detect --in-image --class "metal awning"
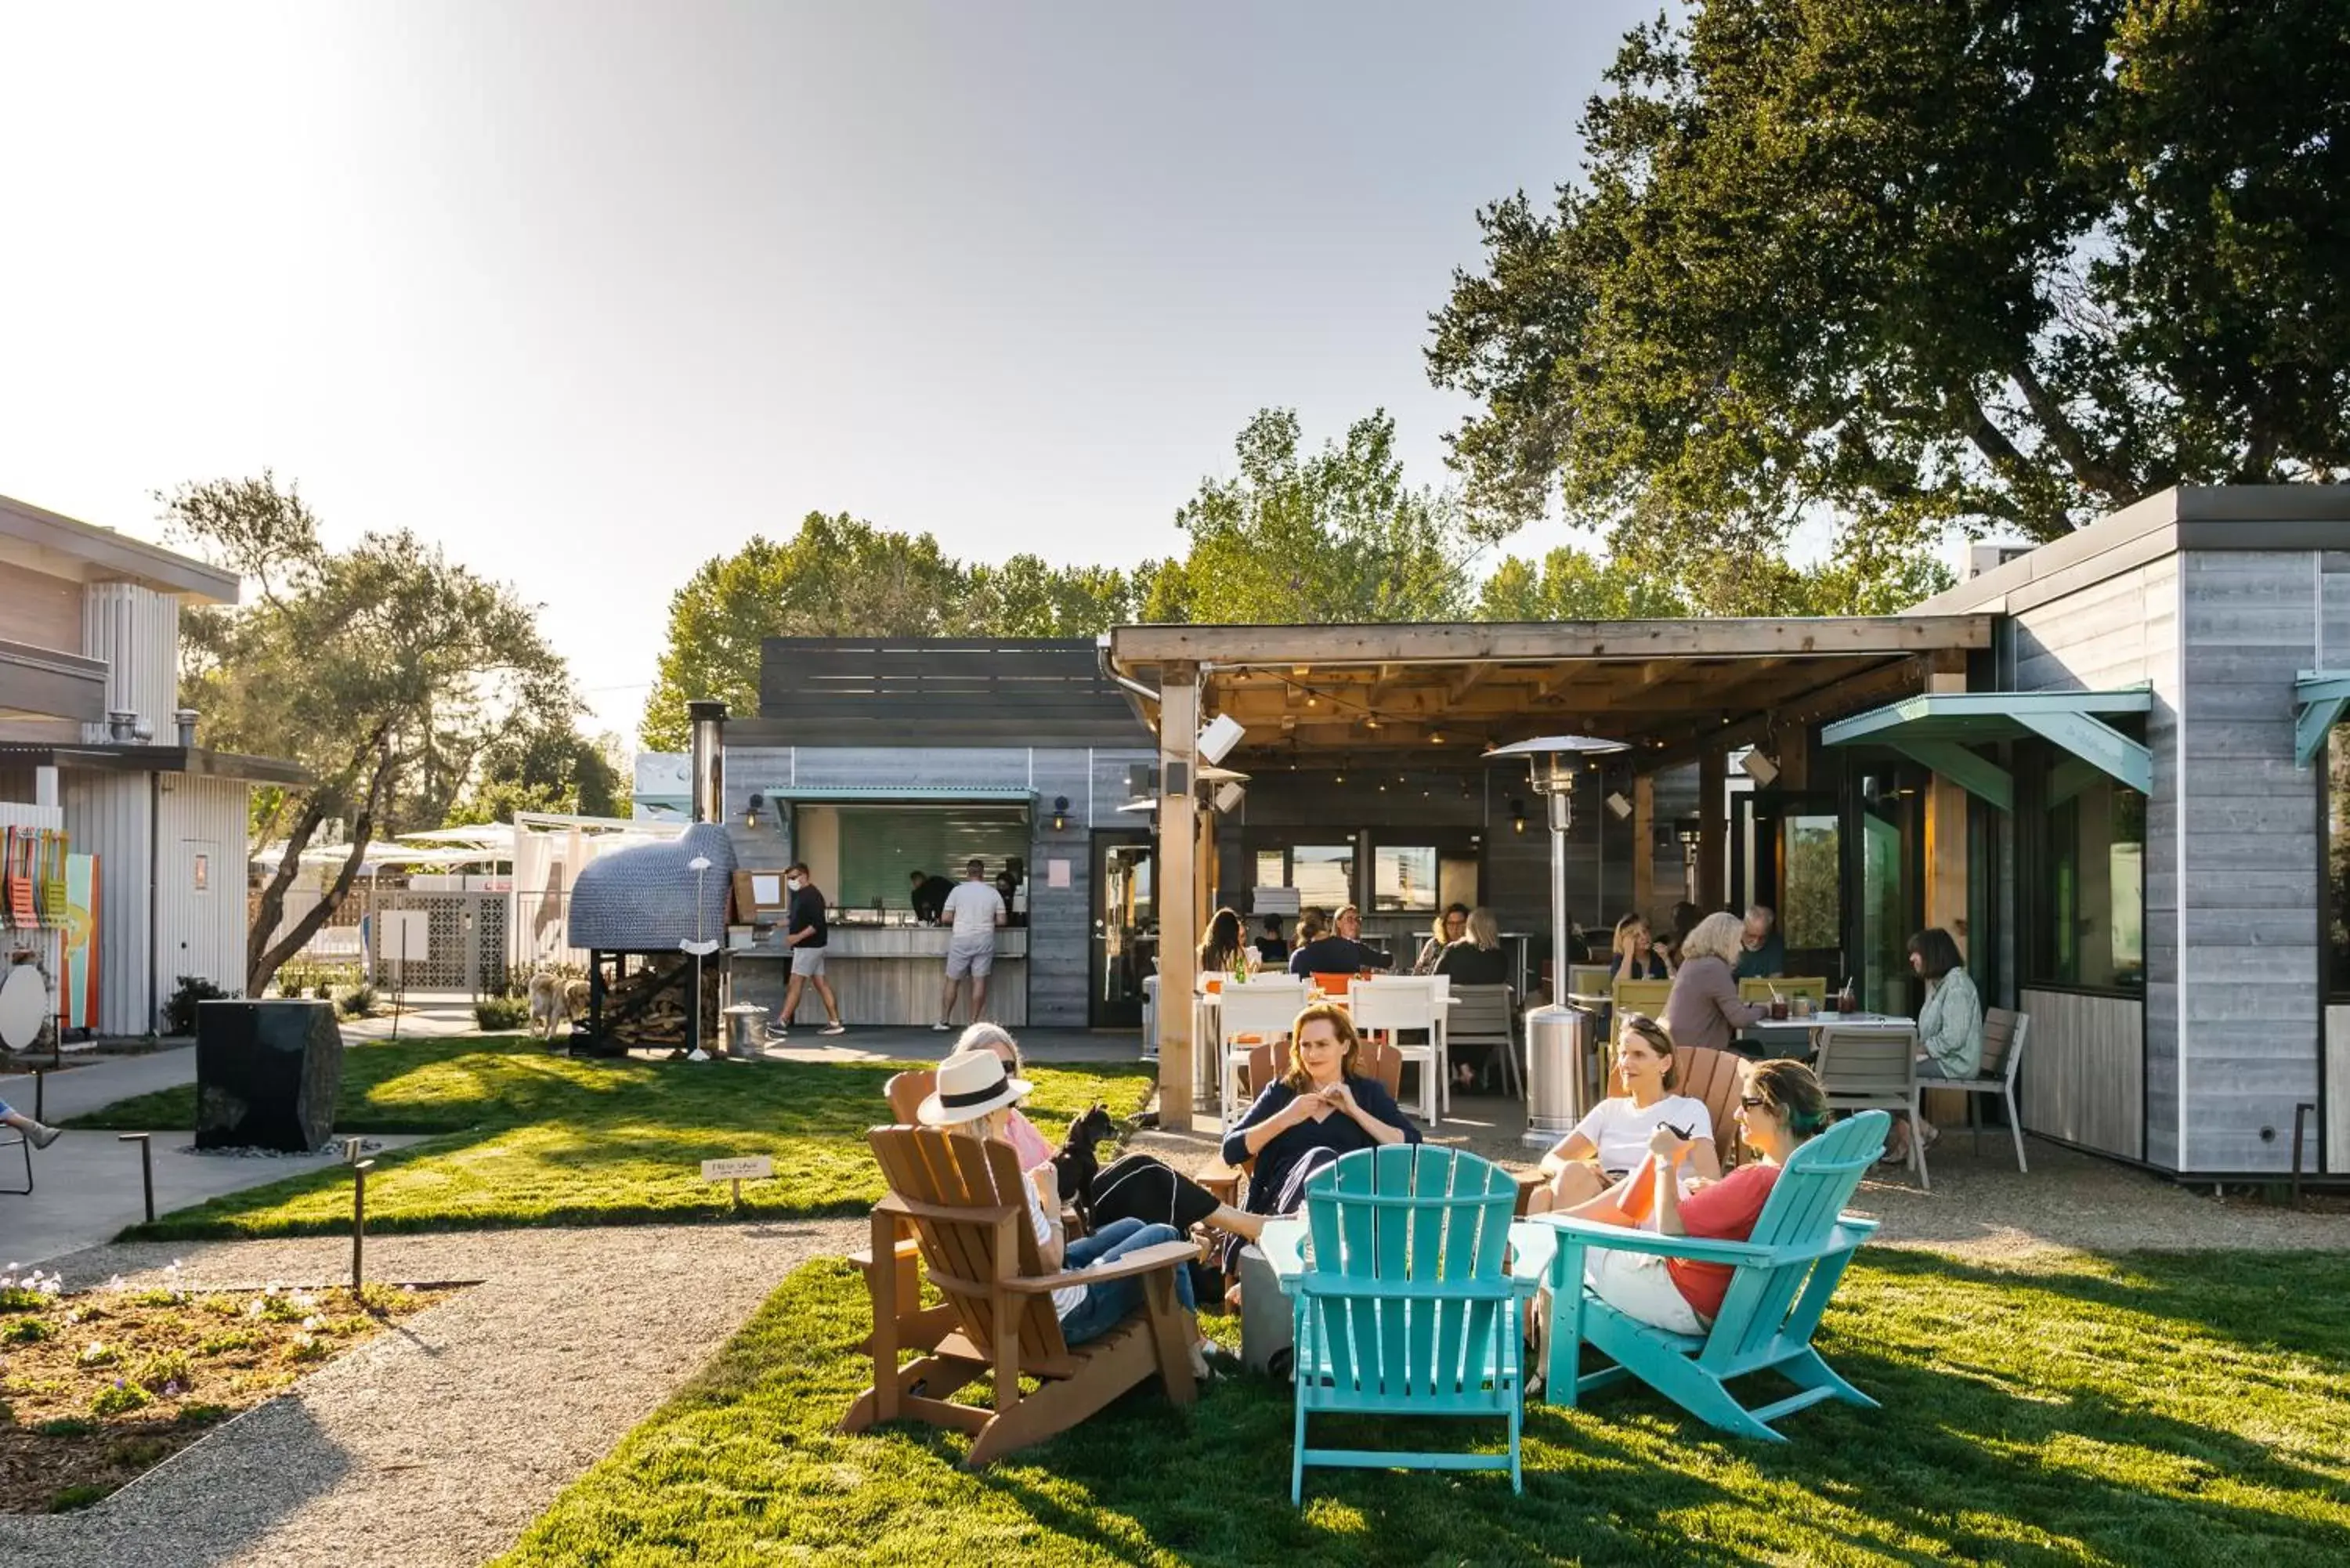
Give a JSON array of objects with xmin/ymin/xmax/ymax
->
[
  {"xmin": 1820, "ymin": 690, "xmax": 2153, "ymax": 810},
  {"xmin": 760, "ymin": 786, "xmax": 1035, "ymax": 806},
  {"xmin": 2295, "ymin": 671, "xmax": 2350, "ymax": 767}
]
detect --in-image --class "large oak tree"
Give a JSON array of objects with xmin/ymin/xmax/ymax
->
[{"xmin": 1428, "ymin": 0, "xmax": 2350, "ymax": 570}]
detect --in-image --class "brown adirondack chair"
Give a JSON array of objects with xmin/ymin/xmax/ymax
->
[
  {"xmin": 843, "ymin": 1125, "xmax": 1198, "ymax": 1466},
  {"xmin": 1198, "ymin": 1035, "xmax": 1406, "ymax": 1208},
  {"xmin": 884, "ymin": 1069, "xmax": 935, "ymax": 1126},
  {"xmin": 1509, "ymin": 1042, "xmax": 1752, "ymax": 1216}
]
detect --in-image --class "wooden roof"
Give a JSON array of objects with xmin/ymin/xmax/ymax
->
[{"xmin": 1106, "ymin": 617, "xmax": 1993, "ymax": 768}]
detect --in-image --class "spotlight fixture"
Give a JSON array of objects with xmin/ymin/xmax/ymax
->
[
  {"xmin": 1509, "ymin": 797, "xmax": 1528, "ymax": 834},
  {"xmin": 1739, "ymin": 751, "xmax": 1781, "ymax": 787},
  {"xmin": 1603, "ymin": 790, "xmax": 1633, "ymax": 822},
  {"xmin": 1050, "ymin": 794, "xmax": 1070, "ymax": 832}
]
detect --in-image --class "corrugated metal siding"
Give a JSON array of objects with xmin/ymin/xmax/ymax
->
[
  {"xmin": 154, "ymin": 774, "xmax": 248, "ymax": 1004},
  {"xmin": 79, "ymin": 582, "xmax": 179, "ymax": 742},
  {"xmin": 63, "ymin": 768, "xmax": 154, "ymax": 1035}
]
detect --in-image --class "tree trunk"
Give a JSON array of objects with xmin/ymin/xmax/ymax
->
[{"xmin": 245, "ymin": 724, "xmax": 390, "ymax": 995}]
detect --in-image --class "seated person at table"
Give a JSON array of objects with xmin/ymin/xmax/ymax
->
[
  {"xmin": 1559, "ymin": 1060, "xmax": 1832, "ymax": 1335},
  {"xmin": 1606, "ymin": 912, "xmax": 1672, "ymax": 983},
  {"xmin": 1525, "ymin": 1013, "xmax": 1718, "ymax": 1212},
  {"xmin": 1412, "ymin": 903, "xmax": 1471, "ymax": 974},
  {"xmin": 1732, "ymin": 904, "xmax": 1785, "ymax": 980},
  {"xmin": 1880, "ymin": 927, "xmax": 1983, "ymax": 1167},
  {"xmin": 1436, "ymin": 906, "xmax": 1511, "ymax": 1089},
  {"xmin": 1197, "ymin": 906, "xmax": 1247, "ymax": 975},
  {"xmin": 1222, "ymin": 1003, "xmax": 1420, "ymax": 1237},
  {"xmin": 1253, "ymin": 914, "xmax": 1289, "ymax": 965},
  {"xmin": 1286, "ymin": 904, "xmax": 1396, "ymax": 977},
  {"xmin": 1661, "ymin": 912, "xmax": 1770, "ymax": 1052},
  {"xmin": 920, "ymin": 1049, "xmax": 1213, "ymax": 1376}
]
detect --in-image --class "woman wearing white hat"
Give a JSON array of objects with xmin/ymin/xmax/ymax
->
[{"xmin": 920, "ymin": 1048, "xmax": 1211, "ymax": 1375}]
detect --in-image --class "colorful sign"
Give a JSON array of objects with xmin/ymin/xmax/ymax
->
[{"xmin": 61, "ymin": 852, "xmax": 99, "ymax": 1034}]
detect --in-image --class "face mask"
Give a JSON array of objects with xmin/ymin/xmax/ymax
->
[{"xmin": 786, "ymin": 876, "xmax": 802, "ymax": 891}]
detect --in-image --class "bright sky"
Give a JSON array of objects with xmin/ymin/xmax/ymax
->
[{"xmin": 0, "ymin": 1, "xmax": 1660, "ymax": 745}]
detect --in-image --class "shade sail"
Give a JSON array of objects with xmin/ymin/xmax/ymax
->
[{"xmin": 1820, "ymin": 690, "xmax": 2153, "ymax": 809}]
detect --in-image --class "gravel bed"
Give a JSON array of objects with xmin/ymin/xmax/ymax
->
[{"xmin": 0, "ymin": 1219, "xmax": 863, "ymax": 1568}]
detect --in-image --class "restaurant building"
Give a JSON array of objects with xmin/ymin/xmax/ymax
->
[{"xmin": 717, "ymin": 486, "xmax": 2349, "ymax": 1184}]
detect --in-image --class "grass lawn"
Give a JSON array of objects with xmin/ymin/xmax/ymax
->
[
  {"xmin": 70, "ymin": 1035, "xmax": 1152, "ymax": 1241},
  {"xmin": 494, "ymin": 1248, "xmax": 2350, "ymax": 1568}
]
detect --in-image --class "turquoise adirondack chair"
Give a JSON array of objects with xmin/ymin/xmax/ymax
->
[
  {"xmin": 1260, "ymin": 1144, "xmax": 1555, "ymax": 1503},
  {"xmin": 1536, "ymin": 1109, "xmax": 1890, "ymax": 1442}
]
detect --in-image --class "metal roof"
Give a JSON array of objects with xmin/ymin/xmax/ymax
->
[
  {"xmin": 1820, "ymin": 689, "xmax": 2153, "ymax": 807},
  {"xmin": 758, "ymin": 786, "xmax": 1035, "ymax": 805}
]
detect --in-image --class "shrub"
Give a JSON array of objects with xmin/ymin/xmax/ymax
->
[
  {"xmin": 474, "ymin": 995, "xmax": 532, "ymax": 1031},
  {"xmin": 197, "ymin": 1330, "xmax": 259, "ymax": 1356},
  {"xmin": 48, "ymin": 1483, "xmax": 115, "ymax": 1513},
  {"xmin": 2, "ymin": 1317, "xmax": 51, "ymax": 1344},
  {"xmin": 77, "ymin": 1342, "xmax": 118, "ymax": 1368},
  {"xmin": 89, "ymin": 1382, "xmax": 150, "ymax": 1417},
  {"xmin": 131, "ymin": 1349, "xmax": 194, "ymax": 1395},
  {"xmin": 163, "ymin": 975, "xmax": 232, "ymax": 1035},
  {"xmin": 177, "ymin": 1403, "xmax": 231, "ymax": 1428},
  {"xmin": 34, "ymin": 1417, "xmax": 96, "ymax": 1438},
  {"xmin": 338, "ymin": 985, "xmax": 377, "ymax": 1017}
]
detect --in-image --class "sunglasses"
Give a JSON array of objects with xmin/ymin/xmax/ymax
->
[{"xmin": 1738, "ymin": 1095, "xmax": 1770, "ymax": 1111}]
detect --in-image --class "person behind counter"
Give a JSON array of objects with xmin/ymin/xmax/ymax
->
[
  {"xmin": 908, "ymin": 869, "xmax": 955, "ymax": 925},
  {"xmin": 1285, "ymin": 904, "xmax": 1395, "ymax": 977},
  {"xmin": 934, "ymin": 858, "xmax": 1007, "ymax": 1031},
  {"xmin": 995, "ymin": 865, "xmax": 1026, "ymax": 928},
  {"xmin": 777, "ymin": 862, "xmax": 847, "ymax": 1038}
]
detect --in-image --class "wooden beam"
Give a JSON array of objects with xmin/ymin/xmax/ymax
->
[
  {"xmin": 1112, "ymin": 616, "xmax": 1994, "ymax": 670},
  {"xmin": 1921, "ymin": 663, "xmax": 1969, "ymax": 1129},
  {"xmin": 1446, "ymin": 664, "xmax": 1492, "ymax": 703},
  {"xmin": 1697, "ymin": 747, "xmax": 1726, "ymax": 909},
  {"xmin": 1638, "ymin": 656, "xmax": 1927, "ymax": 772},
  {"xmin": 1156, "ymin": 667, "xmax": 1199, "ymax": 1133},
  {"xmin": 1632, "ymin": 774, "xmax": 1655, "ymax": 923}
]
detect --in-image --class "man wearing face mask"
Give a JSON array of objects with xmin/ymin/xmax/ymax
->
[{"xmin": 779, "ymin": 862, "xmax": 846, "ymax": 1038}]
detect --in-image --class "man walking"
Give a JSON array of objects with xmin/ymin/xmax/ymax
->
[
  {"xmin": 935, "ymin": 857, "xmax": 1005, "ymax": 1031},
  {"xmin": 779, "ymin": 862, "xmax": 846, "ymax": 1038}
]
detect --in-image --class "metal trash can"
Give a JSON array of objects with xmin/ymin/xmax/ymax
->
[
  {"xmin": 1523, "ymin": 1003, "xmax": 1601, "ymax": 1151},
  {"xmin": 721, "ymin": 1004, "xmax": 770, "ymax": 1060},
  {"xmin": 1236, "ymin": 1244, "xmax": 1294, "ymax": 1376}
]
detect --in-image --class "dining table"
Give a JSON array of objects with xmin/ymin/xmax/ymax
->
[{"xmin": 1741, "ymin": 1010, "xmax": 1917, "ymax": 1060}]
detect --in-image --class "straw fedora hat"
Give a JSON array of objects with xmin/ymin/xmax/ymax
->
[{"xmin": 917, "ymin": 1048, "xmax": 1032, "ymax": 1126}]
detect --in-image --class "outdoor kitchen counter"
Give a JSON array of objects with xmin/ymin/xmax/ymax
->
[{"xmin": 729, "ymin": 927, "xmax": 1029, "ymax": 1027}]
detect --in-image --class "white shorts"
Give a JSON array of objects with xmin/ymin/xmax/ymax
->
[
  {"xmin": 945, "ymin": 935, "xmax": 995, "ymax": 981},
  {"xmin": 789, "ymin": 948, "xmax": 827, "ymax": 977},
  {"xmin": 1583, "ymin": 1248, "xmax": 1705, "ymax": 1336}
]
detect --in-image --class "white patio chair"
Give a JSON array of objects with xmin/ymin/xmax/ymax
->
[
  {"xmin": 1350, "ymin": 976, "xmax": 1444, "ymax": 1125},
  {"xmin": 1814, "ymin": 1024, "xmax": 1927, "ymax": 1189},
  {"xmin": 1943, "ymin": 1007, "xmax": 2032, "ymax": 1172},
  {"xmin": 1217, "ymin": 981, "xmax": 1309, "ymax": 1128}
]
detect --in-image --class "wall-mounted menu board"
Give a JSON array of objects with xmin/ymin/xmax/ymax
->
[{"xmin": 733, "ymin": 869, "xmax": 790, "ymax": 923}]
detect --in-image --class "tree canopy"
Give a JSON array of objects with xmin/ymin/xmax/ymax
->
[
  {"xmin": 639, "ymin": 513, "xmax": 1148, "ymax": 749},
  {"xmin": 1428, "ymin": 0, "xmax": 2350, "ymax": 569},
  {"xmin": 166, "ymin": 474, "xmax": 580, "ymax": 992}
]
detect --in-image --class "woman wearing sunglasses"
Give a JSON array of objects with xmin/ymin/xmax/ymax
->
[{"xmin": 1551, "ymin": 1059, "xmax": 1832, "ymax": 1335}]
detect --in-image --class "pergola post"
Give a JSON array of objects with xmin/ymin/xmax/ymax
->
[
  {"xmin": 1156, "ymin": 665, "xmax": 1200, "ymax": 1133},
  {"xmin": 1923, "ymin": 661, "xmax": 1970, "ymax": 948},
  {"xmin": 1631, "ymin": 774, "xmax": 1655, "ymax": 924},
  {"xmin": 1775, "ymin": 725, "xmax": 1811, "ymax": 792},
  {"xmin": 1697, "ymin": 746, "xmax": 1726, "ymax": 909}
]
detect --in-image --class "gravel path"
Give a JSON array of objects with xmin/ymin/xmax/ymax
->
[{"xmin": 0, "ymin": 1219, "xmax": 862, "ymax": 1568}]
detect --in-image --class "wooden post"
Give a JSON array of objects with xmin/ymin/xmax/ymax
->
[
  {"xmin": 1697, "ymin": 747, "xmax": 1726, "ymax": 909},
  {"xmin": 1922, "ymin": 659, "xmax": 1969, "ymax": 1126},
  {"xmin": 1157, "ymin": 666, "xmax": 1200, "ymax": 1133},
  {"xmin": 1631, "ymin": 775, "xmax": 1655, "ymax": 923},
  {"xmin": 1776, "ymin": 725, "xmax": 1812, "ymax": 793}
]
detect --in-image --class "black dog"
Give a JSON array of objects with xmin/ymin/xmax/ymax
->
[{"xmin": 1052, "ymin": 1103, "xmax": 1119, "ymax": 1230}]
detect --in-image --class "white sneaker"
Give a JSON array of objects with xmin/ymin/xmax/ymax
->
[
  {"xmin": 931, "ymin": 1021, "xmax": 951, "ymax": 1032},
  {"xmin": 819, "ymin": 1023, "xmax": 846, "ymax": 1036},
  {"xmin": 30, "ymin": 1123, "xmax": 61, "ymax": 1150}
]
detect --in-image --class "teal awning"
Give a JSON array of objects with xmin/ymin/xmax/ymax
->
[
  {"xmin": 761, "ymin": 786, "xmax": 1034, "ymax": 806},
  {"xmin": 2296, "ymin": 671, "xmax": 2350, "ymax": 768},
  {"xmin": 1820, "ymin": 690, "xmax": 2153, "ymax": 810}
]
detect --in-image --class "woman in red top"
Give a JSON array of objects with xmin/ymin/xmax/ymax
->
[{"xmin": 1563, "ymin": 1060, "xmax": 1832, "ymax": 1334}]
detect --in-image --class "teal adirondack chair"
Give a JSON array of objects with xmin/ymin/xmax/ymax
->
[
  {"xmin": 1536, "ymin": 1109, "xmax": 1889, "ymax": 1442},
  {"xmin": 1260, "ymin": 1144, "xmax": 1556, "ymax": 1503}
]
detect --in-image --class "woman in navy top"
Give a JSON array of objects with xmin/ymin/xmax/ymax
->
[{"xmin": 1222, "ymin": 1002, "xmax": 1420, "ymax": 1217}]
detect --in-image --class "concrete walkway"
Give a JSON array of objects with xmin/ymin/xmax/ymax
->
[{"xmin": 763, "ymin": 1024, "xmax": 1148, "ymax": 1065}]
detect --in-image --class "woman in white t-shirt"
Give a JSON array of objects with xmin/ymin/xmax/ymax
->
[{"xmin": 1524, "ymin": 1013, "xmax": 1719, "ymax": 1214}]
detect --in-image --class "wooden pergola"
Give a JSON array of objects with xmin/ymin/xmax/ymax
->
[{"xmin": 1104, "ymin": 616, "xmax": 1994, "ymax": 1129}]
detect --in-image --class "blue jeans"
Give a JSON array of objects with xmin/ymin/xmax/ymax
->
[{"xmin": 1055, "ymin": 1216, "xmax": 1195, "ymax": 1346}]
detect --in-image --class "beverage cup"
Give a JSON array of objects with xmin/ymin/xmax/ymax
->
[{"xmin": 1769, "ymin": 999, "xmax": 1788, "ymax": 1021}]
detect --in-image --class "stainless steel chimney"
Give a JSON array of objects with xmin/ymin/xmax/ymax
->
[
  {"xmin": 107, "ymin": 710, "xmax": 137, "ymax": 742},
  {"xmin": 175, "ymin": 708, "xmax": 200, "ymax": 747},
  {"xmin": 687, "ymin": 700, "xmax": 727, "ymax": 825}
]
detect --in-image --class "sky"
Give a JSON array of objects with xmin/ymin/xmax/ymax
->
[{"xmin": 0, "ymin": 0, "xmax": 1664, "ymax": 746}]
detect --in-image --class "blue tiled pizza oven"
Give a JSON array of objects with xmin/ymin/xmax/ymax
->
[{"xmin": 568, "ymin": 822, "xmax": 737, "ymax": 951}]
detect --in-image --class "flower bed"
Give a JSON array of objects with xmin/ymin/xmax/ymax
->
[{"xmin": 0, "ymin": 1263, "xmax": 458, "ymax": 1514}]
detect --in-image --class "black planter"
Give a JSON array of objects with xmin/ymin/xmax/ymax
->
[{"xmin": 193, "ymin": 999, "xmax": 342, "ymax": 1152}]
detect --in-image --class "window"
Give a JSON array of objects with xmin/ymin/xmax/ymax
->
[
  {"xmin": 1372, "ymin": 846, "xmax": 1438, "ymax": 912},
  {"xmin": 191, "ymin": 853, "xmax": 210, "ymax": 894},
  {"xmin": 830, "ymin": 805, "xmax": 1030, "ymax": 912},
  {"xmin": 1780, "ymin": 815, "xmax": 1839, "ymax": 950},
  {"xmin": 1253, "ymin": 850, "xmax": 1286, "ymax": 889},
  {"xmin": 1291, "ymin": 844, "xmax": 1353, "ymax": 909},
  {"xmin": 2033, "ymin": 759, "xmax": 2146, "ymax": 991}
]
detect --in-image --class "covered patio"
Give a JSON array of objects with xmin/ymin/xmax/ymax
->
[{"xmin": 1104, "ymin": 616, "xmax": 1995, "ymax": 1129}]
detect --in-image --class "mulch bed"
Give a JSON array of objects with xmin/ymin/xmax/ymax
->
[{"xmin": 0, "ymin": 1271, "xmax": 458, "ymax": 1514}]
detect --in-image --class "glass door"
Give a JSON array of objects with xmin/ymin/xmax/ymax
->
[
  {"xmin": 1090, "ymin": 830, "xmax": 1155, "ymax": 1028},
  {"xmin": 1734, "ymin": 791, "xmax": 1845, "ymax": 982},
  {"xmin": 1851, "ymin": 763, "xmax": 1925, "ymax": 1015}
]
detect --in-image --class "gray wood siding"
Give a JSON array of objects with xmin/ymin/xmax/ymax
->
[
  {"xmin": 2175, "ymin": 551, "xmax": 2323, "ymax": 1173},
  {"xmin": 2005, "ymin": 554, "xmax": 2178, "ymax": 1165},
  {"xmin": 2329, "ymin": 1003, "xmax": 2350, "ymax": 1175},
  {"xmin": 2019, "ymin": 988, "xmax": 2146, "ymax": 1159}
]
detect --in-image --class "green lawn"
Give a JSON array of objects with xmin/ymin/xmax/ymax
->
[
  {"xmin": 73, "ymin": 1035, "xmax": 1152, "ymax": 1241},
  {"xmin": 494, "ymin": 1248, "xmax": 2350, "ymax": 1568}
]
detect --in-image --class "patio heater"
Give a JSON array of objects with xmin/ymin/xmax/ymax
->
[{"xmin": 1487, "ymin": 735, "xmax": 1629, "ymax": 1148}]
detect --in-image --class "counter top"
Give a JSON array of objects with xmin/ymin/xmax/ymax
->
[{"xmin": 734, "ymin": 927, "xmax": 1029, "ymax": 959}]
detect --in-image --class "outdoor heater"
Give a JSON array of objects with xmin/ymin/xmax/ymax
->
[{"xmin": 1487, "ymin": 734, "xmax": 1629, "ymax": 1147}]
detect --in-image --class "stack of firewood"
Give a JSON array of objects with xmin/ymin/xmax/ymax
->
[{"xmin": 601, "ymin": 957, "xmax": 725, "ymax": 1050}]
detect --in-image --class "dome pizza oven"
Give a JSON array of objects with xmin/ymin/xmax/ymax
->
[{"xmin": 566, "ymin": 701, "xmax": 737, "ymax": 1055}]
